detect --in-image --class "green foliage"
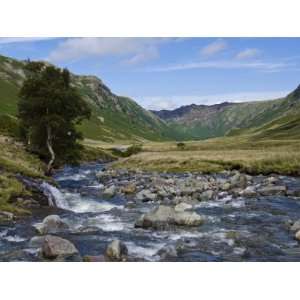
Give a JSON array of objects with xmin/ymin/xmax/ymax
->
[
  {"xmin": 0, "ymin": 114, "xmax": 20, "ymax": 137},
  {"xmin": 176, "ymin": 142, "xmax": 186, "ymax": 150},
  {"xmin": 111, "ymin": 144, "xmax": 143, "ymax": 157},
  {"xmin": 18, "ymin": 62, "xmax": 91, "ymax": 171}
]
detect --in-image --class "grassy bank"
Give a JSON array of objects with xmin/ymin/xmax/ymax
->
[
  {"xmin": 112, "ymin": 136, "xmax": 300, "ymax": 175},
  {"xmin": 0, "ymin": 135, "xmax": 45, "ymax": 215}
]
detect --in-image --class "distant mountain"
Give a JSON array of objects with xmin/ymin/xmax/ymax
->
[
  {"xmin": 152, "ymin": 88, "xmax": 300, "ymax": 140},
  {"xmin": 0, "ymin": 54, "xmax": 174, "ymax": 142}
]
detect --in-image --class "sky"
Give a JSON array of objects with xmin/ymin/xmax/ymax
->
[{"xmin": 1, "ymin": 37, "xmax": 300, "ymax": 110}]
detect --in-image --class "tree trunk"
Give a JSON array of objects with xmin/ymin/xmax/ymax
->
[{"xmin": 46, "ymin": 126, "xmax": 55, "ymax": 175}]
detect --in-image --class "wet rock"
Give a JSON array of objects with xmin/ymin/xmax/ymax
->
[
  {"xmin": 220, "ymin": 182, "xmax": 231, "ymax": 191},
  {"xmin": 135, "ymin": 205, "xmax": 204, "ymax": 229},
  {"xmin": 34, "ymin": 215, "xmax": 69, "ymax": 235},
  {"xmin": 291, "ymin": 220, "xmax": 300, "ymax": 232},
  {"xmin": 136, "ymin": 189, "xmax": 157, "ymax": 202},
  {"xmin": 230, "ymin": 172, "xmax": 247, "ymax": 188},
  {"xmin": 258, "ymin": 185, "xmax": 286, "ymax": 196},
  {"xmin": 42, "ymin": 235, "xmax": 79, "ymax": 260},
  {"xmin": 241, "ymin": 186, "xmax": 257, "ymax": 198},
  {"xmin": 265, "ymin": 176, "xmax": 278, "ymax": 184},
  {"xmin": 121, "ymin": 184, "xmax": 136, "ymax": 194},
  {"xmin": 287, "ymin": 189, "xmax": 300, "ymax": 197},
  {"xmin": 295, "ymin": 230, "xmax": 300, "ymax": 241},
  {"xmin": 103, "ymin": 185, "xmax": 117, "ymax": 198},
  {"xmin": 157, "ymin": 245, "xmax": 178, "ymax": 260},
  {"xmin": 105, "ymin": 239, "xmax": 128, "ymax": 261},
  {"xmin": 29, "ymin": 236, "xmax": 46, "ymax": 248},
  {"xmin": 174, "ymin": 202, "xmax": 193, "ymax": 212},
  {"xmin": 200, "ymin": 190, "xmax": 214, "ymax": 201},
  {"xmin": 0, "ymin": 211, "xmax": 14, "ymax": 223}
]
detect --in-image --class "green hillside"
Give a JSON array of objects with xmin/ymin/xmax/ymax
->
[
  {"xmin": 0, "ymin": 54, "xmax": 173, "ymax": 142},
  {"xmin": 153, "ymin": 89, "xmax": 300, "ymax": 140}
]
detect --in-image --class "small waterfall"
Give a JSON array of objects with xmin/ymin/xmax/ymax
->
[{"xmin": 40, "ymin": 182, "xmax": 69, "ymax": 209}]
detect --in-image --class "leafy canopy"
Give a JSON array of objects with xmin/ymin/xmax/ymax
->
[{"xmin": 18, "ymin": 61, "xmax": 91, "ymax": 170}]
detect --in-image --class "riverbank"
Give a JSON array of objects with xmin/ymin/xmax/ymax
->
[
  {"xmin": 2, "ymin": 162, "xmax": 300, "ymax": 262},
  {"xmin": 0, "ymin": 135, "xmax": 116, "ymax": 219},
  {"xmin": 112, "ymin": 136, "xmax": 300, "ymax": 175}
]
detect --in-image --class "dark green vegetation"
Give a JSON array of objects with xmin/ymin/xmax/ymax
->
[{"xmin": 18, "ymin": 62, "xmax": 91, "ymax": 173}]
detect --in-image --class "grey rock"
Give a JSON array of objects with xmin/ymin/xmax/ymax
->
[
  {"xmin": 291, "ymin": 220, "xmax": 300, "ymax": 232},
  {"xmin": 136, "ymin": 189, "xmax": 157, "ymax": 202},
  {"xmin": 157, "ymin": 245, "xmax": 178, "ymax": 260},
  {"xmin": 103, "ymin": 185, "xmax": 116, "ymax": 198},
  {"xmin": 295, "ymin": 230, "xmax": 300, "ymax": 241},
  {"xmin": 200, "ymin": 190, "xmax": 214, "ymax": 201},
  {"xmin": 241, "ymin": 186, "xmax": 257, "ymax": 198},
  {"xmin": 42, "ymin": 235, "xmax": 79, "ymax": 259},
  {"xmin": 174, "ymin": 202, "xmax": 193, "ymax": 212},
  {"xmin": 105, "ymin": 239, "xmax": 128, "ymax": 261},
  {"xmin": 135, "ymin": 205, "xmax": 204, "ymax": 229},
  {"xmin": 34, "ymin": 215, "xmax": 69, "ymax": 235},
  {"xmin": 258, "ymin": 185, "xmax": 286, "ymax": 196}
]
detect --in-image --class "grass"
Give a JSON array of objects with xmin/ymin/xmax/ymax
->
[
  {"xmin": 0, "ymin": 135, "xmax": 46, "ymax": 215},
  {"xmin": 0, "ymin": 173, "xmax": 32, "ymax": 215},
  {"xmin": 112, "ymin": 136, "xmax": 300, "ymax": 175}
]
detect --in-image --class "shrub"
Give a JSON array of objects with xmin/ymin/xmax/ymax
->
[{"xmin": 176, "ymin": 142, "xmax": 186, "ymax": 150}]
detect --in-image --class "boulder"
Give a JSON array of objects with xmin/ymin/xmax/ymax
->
[
  {"xmin": 42, "ymin": 235, "xmax": 79, "ymax": 259},
  {"xmin": 121, "ymin": 184, "xmax": 136, "ymax": 194},
  {"xmin": 258, "ymin": 185, "xmax": 286, "ymax": 196},
  {"xmin": 135, "ymin": 205, "xmax": 204, "ymax": 229},
  {"xmin": 34, "ymin": 215, "xmax": 69, "ymax": 235},
  {"xmin": 220, "ymin": 182, "xmax": 231, "ymax": 191},
  {"xmin": 105, "ymin": 239, "xmax": 128, "ymax": 261},
  {"xmin": 230, "ymin": 172, "xmax": 247, "ymax": 188},
  {"xmin": 136, "ymin": 189, "xmax": 157, "ymax": 202},
  {"xmin": 103, "ymin": 185, "xmax": 116, "ymax": 198},
  {"xmin": 241, "ymin": 186, "xmax": 257, "ymax": 198},
  {"xmin": 174, "ymin": 202, "xmax": 193, "ymax": 212},
  {"xmin": 157, "ymin": 245, "xmax": 178, "ymax": 260},
  {"xmin": 295, "ymin": 230, "xmax": 300, "ymax": 241},
  {"xmin": 199, "ymin": 190, "xmax": 214, "ymax": 201},
  {"xmin": 291, "ymin": 220, "xmax": 300, "ymax": 232}
]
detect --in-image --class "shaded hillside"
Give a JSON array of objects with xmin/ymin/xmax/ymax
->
[
  {"xmin": 0, "ymin": 54, "xmax": 174, "ymax": 142},
  {"xmin": 152, "ymin": 88, "xmax": 300, "ymax": 140}
]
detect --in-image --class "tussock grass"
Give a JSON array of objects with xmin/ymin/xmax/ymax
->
[{"xmin": 113, "ymin": 137, "xmax": 300, "ymax": 175}]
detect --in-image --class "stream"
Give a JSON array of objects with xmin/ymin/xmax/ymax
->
[{"xmin": 1, "ymin": 162, "xmax": 300, "ymax": 261}]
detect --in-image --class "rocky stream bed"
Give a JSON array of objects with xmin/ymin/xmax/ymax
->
[{"xmin": 1, "ymin": 162, "xmax": 300, "ymax": 261}]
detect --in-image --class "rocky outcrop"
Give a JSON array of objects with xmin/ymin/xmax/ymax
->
[
  {"xmin": 135, "ymin": 205, "xmax": 204, "ymax": 229},
  {"xmin": 41, "ymin": 235, "xmax": 79, "ymax": 260}
]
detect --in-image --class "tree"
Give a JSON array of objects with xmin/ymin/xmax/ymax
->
[{"xmin": 18, "ymin": 62, "xmax": 91, "ymax": 175}]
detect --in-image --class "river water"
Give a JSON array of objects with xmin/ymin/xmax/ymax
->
[{"xmin": 1, "ymin": 162, "xmax": 300, "ymax": 261}]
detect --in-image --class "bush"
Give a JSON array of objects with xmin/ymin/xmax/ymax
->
[
  {"xmin": 176, "ymin": 142, "xmax": 186, "ymax": 150},
  {"xmin": 0, "ymin": 114, "xmax": 20, "ymax": 138},
  {"xmin": 111, "ymin": 144, "xmax": 143, "ymax": 157}
]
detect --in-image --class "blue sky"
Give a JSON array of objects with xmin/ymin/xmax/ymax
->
[{"xmin": 1, "ymin": 37, "xmax": 300, "ymax": 110}]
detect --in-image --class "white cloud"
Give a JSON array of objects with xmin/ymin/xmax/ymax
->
[
  {"xmin": 48, "ymin": 37, "xmax": 170, "ymax": 64},
  {"xmin": 200, "ymin": 39, "xmax": 227, "ymax": 57},
  {"xmin": 0, "ymin": 37, "xmax": 57, "ymax": 44},
  {"xmin": 137, "ymin": 90, "xmax": 289, "ymax": 110},
  {"xmin": 145, "ymin": 60, "xmax": 289, "ymax": 72},
  {"xmin": 236, "ymin": 48, "xmax": 260, "ymax": 59}
]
